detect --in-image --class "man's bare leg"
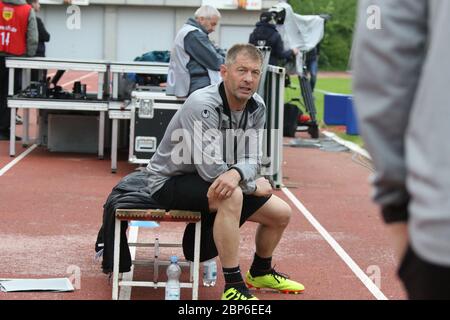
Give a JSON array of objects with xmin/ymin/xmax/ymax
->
[
  {"xmin": 209, "ymin": 187, "xmax": 243, "ymax": 268},
  {"xmin": 247, "ymin": 194, "xmax": 292, "ymax": 258},
  {"xmin": 245, "ymin": 194, "xmax": 304, "ymax": 293}
]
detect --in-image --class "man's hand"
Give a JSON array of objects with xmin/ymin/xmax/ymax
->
[
  {"xmin": 253, "ymin": 177, "xmax": 273, "ymax": 197},
  {"xmin": 207, "ymin": 169, "xmax": 241, "ymax": 200},
  {"xmin": 387, "ymin": 221, "xmax": 409, "ymax": 265},
  {"xmin": 292, "ymin": 47, "xmax": 300, "ymax": 56}
]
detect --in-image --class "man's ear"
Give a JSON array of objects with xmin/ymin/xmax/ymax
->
[
  {"xmin": 197, "ymin": 16, "xmax": 205, "ymax": 26},
  {"xmin": 220, "ymin": 64, "xmax": 227, "ymax": 78}
]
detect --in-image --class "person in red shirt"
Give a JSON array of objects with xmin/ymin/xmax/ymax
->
[{"xmin": 0, "ymin": 0, "xmax": 38, "ymax": 140}]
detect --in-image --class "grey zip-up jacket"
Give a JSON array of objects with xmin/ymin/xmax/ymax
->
[
  {"xmin": 0, "ymin": 0, "xmax": 38, "ymax": 57},
  {"xmin": 353, "ymin": 0, "xmax": 450, "ymax": 266},
  {"xmin": 146, "ymin": 82, "xmax": 266, "ymax": 196}
]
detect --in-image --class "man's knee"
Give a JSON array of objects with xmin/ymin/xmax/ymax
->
[
  {"xmin": 228, "ymin": 186, "xmax": 243, "ymax": 203},
  {"xmin": 222, "ymin": 187, "xmax": 243, "ymax": 213},
  {"xmin": 209, "ymin": 187, "xmax": 243, "ymax": 213},
  {"xmin": 276, "ymin": 200, "xmax": 292, "ymax": 228}
]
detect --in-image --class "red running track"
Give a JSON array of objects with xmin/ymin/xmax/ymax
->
[{"xmin": 0, "ymin": 72, "xmax": 406, "ymax": 300}]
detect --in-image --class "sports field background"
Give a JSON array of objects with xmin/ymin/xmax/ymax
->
[{"xmin": 285, "ymin": 75, "xmax": 363, "ymax": 146}]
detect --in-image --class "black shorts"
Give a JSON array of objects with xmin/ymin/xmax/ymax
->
[
  {"xmin": 152, "ymin": 173, "xmax": 271, "ymax": 262},
  {"xmin": 398, "ymin": 245, "xmax": 450, "ymax": 299}
]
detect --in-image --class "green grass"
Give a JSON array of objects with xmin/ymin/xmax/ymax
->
[{"xmin": 284, "ymin": 76, "xmax": 364, "ymax": 147}]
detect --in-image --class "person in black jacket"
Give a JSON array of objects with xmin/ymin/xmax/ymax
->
[
  {"xmin": 18, "ymin": 0, "xmax": 50, "ymax": 126},
  {"xmin": 249, "ymin": 11, "xmax": 298, "ymax": 66},
  {"xmin": 26, "ymin": 0, "xmax": 50, "ymax": 57},
  {"xmin": 26, "ymin": 0, "xmax": 50, "ymax": 91}
]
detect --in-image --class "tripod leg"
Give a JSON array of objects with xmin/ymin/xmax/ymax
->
[{"xmin": 299, "ymin": 75, "xmax": 319, "ymax": 138}]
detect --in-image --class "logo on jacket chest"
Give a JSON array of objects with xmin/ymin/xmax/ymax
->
[
  {"xmin": 201, "ymin": 109, "xmax": 210, "ymax": 119},
  {"xmin": 2, "ymin": 8, "xmax": 14, "ymax": 21}
]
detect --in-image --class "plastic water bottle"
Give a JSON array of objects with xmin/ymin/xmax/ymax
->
[
  {"xmin": 165, "ymin": 255, "xmax": 181, "ymax": 300},
  {"xmin": 202, "ymin": 258, "xmax": 217, "ymax": 287}
]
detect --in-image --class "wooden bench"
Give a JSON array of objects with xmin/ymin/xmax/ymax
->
[{"xmin": 112, "ymin": 208, "xmax": 202, "ymax": 300}]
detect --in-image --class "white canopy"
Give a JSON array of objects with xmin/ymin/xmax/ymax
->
[{"xmin": 269, "ymin": 2, "xmax": 325, "ymax": 74}]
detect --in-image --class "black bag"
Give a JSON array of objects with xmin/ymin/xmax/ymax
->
[{"xmin": 283, "ymin": 103, "xmax": 300, "ymax": 137}]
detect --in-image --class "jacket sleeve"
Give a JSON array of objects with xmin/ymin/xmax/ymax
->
[
  {"xmin": 231, "ymin": 100, "xmax": 266, "ymax": 194},
  {"xmin": 184, "ymin": 31, "xmax": 225, "ymax": 71},
  {"xmin": 249, "ymin": 30, "xmax": 257, "ymax": 46},
  {"xmin": 352, "ymin": 0, "xmax": 428, "ymax": 223},
  {"xmin": 37, "ymin": 17, "xmax": 50, "ymax": 43},
  {"xmin": 178, "ymin": 98, "xmax": 229, "ymax": 183},
  {"xmin": 271, "ymin": 32, "xmax": 294, "ymax": 61},
  {"xmin": 26, "ymin": 9, "xmax": 38, "ymax": 56}
]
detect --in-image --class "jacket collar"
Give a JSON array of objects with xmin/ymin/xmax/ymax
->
[
  {"xmin": 186, "ymin": 17, "xmax": 209, "ymax": 35},
  {"xmin": 255, "ymin": 21, "xmax": 277, "ymax": 30}
]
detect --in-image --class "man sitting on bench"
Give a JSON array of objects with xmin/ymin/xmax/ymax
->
[{"xmin": 146, "ymin": 43, "xmax": 304, "ymax": 300}]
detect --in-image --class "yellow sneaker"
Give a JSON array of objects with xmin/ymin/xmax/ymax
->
[
  {"xmin": 245, "ymin": 269, "xmax": 305, "ymax": 294},
  {"xmin": 221, "ymin": 286, "xmax": 259, "ymax": 300}
]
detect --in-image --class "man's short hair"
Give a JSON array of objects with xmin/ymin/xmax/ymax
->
[
  {"xmin": 225, "ymin": 43, "xmax": 263, "ymax": 67},
  {"xmin": 195, "ymin": 5, "xmax": 221, "ymax": 19}
]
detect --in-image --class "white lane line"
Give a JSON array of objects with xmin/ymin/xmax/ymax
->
[
  {"xmin": 119, "ymin": 225, "xmax": 139, "ymax": 300},
  {"xmin": 60, "ymin": 71, "xmax": 97, "ymax": 88},
  {"xmin": 322, "ymin": 131, "xmax": 371, "ymax": 160},
  {"xmin": 281, "ymin": 187, "xmax": 388, "ymax": 300},
  {"xmin": 0, "ymin": 144, "xmax": 37, "ymax": 176},
  {"xmin": 315, "ymin": 88, "xmax": 331, "ymax": 95},
  {"xmin": 315, "ymin": 88, "xmax": 352, "ymax": 96}
]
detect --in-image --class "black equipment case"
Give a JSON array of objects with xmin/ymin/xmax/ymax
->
[{"xmin": 129, "ymin": 90, "xmax": 185, "ymax": 164}]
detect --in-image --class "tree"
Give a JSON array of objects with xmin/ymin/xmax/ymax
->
[{"xmin": 289, "ymin": 0, "xmax": 357, "ymax": 70}]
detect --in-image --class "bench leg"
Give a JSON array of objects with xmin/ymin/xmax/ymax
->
[
  {"xmin": 192, "ymin": 221, "xmax": 201, "ymax": 300},
  {"xmin": 112, "ymin": 218, "xmax": 121, "ymax": 300},
  {"xmin": 153, "ymin": 237, "xmax": 160, "ymax": 283}
]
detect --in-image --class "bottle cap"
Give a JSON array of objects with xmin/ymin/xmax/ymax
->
[{"xmin": 170, "ymin": 255, "xmax": 178, "ymax": 263}]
